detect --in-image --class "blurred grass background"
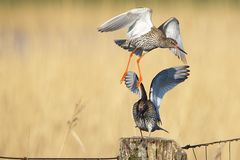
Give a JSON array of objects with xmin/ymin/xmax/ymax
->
[{"xmin": 0, "ymin": 0, "xmax": 240, "ymax": 159}]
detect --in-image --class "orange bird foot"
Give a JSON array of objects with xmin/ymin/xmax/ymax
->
[
  {"xmin": 136, "ymin": 78, "xmax": 142, "ymax": 87},
  {"xmin": 120, "ymin": 72, "xmax": 127, "ymax": 84}
]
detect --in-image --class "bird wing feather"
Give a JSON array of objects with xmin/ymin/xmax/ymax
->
[
  {"xmin": 149, "ymin": 66, "xmax": 190, "ymax": 116},
  {"xmin": 159, "ymin": 17, "xmax": 187, "ymax": 63},
  {"xmin": 124, "ymin": 71, "xmax": 147, "ymax": 99},
  {"xmin": 98, "ymin": 8, "xmax": 153, "ymax": 39}
]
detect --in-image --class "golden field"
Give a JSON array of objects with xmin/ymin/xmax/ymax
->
[{"xmin": 0, "ymin": 1, "xmax": 240, "ymax": 159}]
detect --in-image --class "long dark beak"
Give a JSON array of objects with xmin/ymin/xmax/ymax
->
[{"xmin": 175, "ymin": 45, "xmax": 187, "ymax": 55}]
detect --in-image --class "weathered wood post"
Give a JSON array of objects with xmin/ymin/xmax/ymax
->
[{"xmin": 119, "ymin": 137, "xmax": 187, "ymax": 160}]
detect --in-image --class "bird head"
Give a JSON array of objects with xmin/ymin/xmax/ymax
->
[
  {"xmin": 166, "ymin": 38, "xmax": 178, "ymax": 47},
  {"xmin": 166, "ymin": 38, "xmax": 187, "ymax": 55}
]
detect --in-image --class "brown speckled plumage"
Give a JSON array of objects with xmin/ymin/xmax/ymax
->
[
  {"xmin": 133, "ymin": 99, "xmax": 162, "ymax": 133},
  {"xmin": 98, "ymin": 8, "xmax": 188, "ymax": 85},
  {"xmin": 124, "ymin": 66, "xmax": 190, "ymax": 137}
]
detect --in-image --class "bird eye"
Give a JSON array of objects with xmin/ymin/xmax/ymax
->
[{"xmin": 172, "ymin": 40, "xmax": 176, "ymax": 45}]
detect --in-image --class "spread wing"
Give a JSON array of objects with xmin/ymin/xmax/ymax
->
[
  {"xmin": 149, "ymin": 66, "xmax": 190, "ymax": 115},
  {"xmin": 159, "ymin": 17, "xmax": 187, "ymax": 63},
  {"xmin": 98, "ymin": 8, "xmax": 153, "ymax": 39},
  {"xmin": 124, "ymin": 71, "xmax": 147, "ymax": 100}
]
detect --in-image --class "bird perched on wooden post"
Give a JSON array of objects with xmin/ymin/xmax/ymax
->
[
  {"xmin": 98, "ymin": 7, "xmax": 188, "ymax": 86},
  {"xmin": 124, "ymin": 65, "xmax": 190, "ymax": 137}
]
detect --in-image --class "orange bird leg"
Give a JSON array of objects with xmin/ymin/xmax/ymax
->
[
  {"xmin": 120, "ymin": 49, "xmax": 137, "ymax": 83},
  {"xmin": 136, "ymin": 53, "xmax": 145, "ymax": 87}
]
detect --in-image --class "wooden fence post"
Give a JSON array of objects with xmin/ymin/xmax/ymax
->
[{"xmin": 119, "ymin": 137, "xmax": 187, "ymax": 160}]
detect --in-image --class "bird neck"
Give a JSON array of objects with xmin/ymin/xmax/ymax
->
[
  {"xmin": 159, "ymin": 37, "xmax": 170, "ymax": 48},
  {"xmin": 139, "ymin": 83, "xmax": 147, "ymax": 100}
]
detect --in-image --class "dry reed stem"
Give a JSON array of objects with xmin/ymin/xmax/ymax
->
[{"xmin": 58, "ymin": 101, "xmax": 86, "ymax": 157}]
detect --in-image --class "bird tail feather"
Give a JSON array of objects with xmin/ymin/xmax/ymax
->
[
  {"xmin": 114, "ymin": 39, "xmax": 129, "ymax": 49},
  {"xmin": 156, "ymin": 125, "xmax": 169, "ymax": 133},
  {"xmin": 114, "ymin": 39, "xmax": 143, "ymax": 56}
]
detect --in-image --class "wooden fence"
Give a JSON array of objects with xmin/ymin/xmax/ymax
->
[{"xmin": 1, "ymin": 137, "xmax": 240, "ymax": 160}]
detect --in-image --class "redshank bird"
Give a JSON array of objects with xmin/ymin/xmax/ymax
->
[
  {"xmin": 98, "ymin": 7, "xmax": 187, "ymax": 86},
  {"xmin": 124, "ymin": 65, "xmax": 189, "ymax": 137}
]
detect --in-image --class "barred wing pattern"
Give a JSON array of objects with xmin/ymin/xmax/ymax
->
[
  {"xmin": 149, "ymin": 66, "xmax": 189, "ymax": 115},
  {"xmin": 159, "ymin": 17, "xmax": 187, "ymax": 63},
  {"xmin": 124, "ymin": 71, "xmax": 147, "ymax": 99},
  {"xmin": 98, "ymin": 8, "xmax": 153, "ymax": 39}
]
